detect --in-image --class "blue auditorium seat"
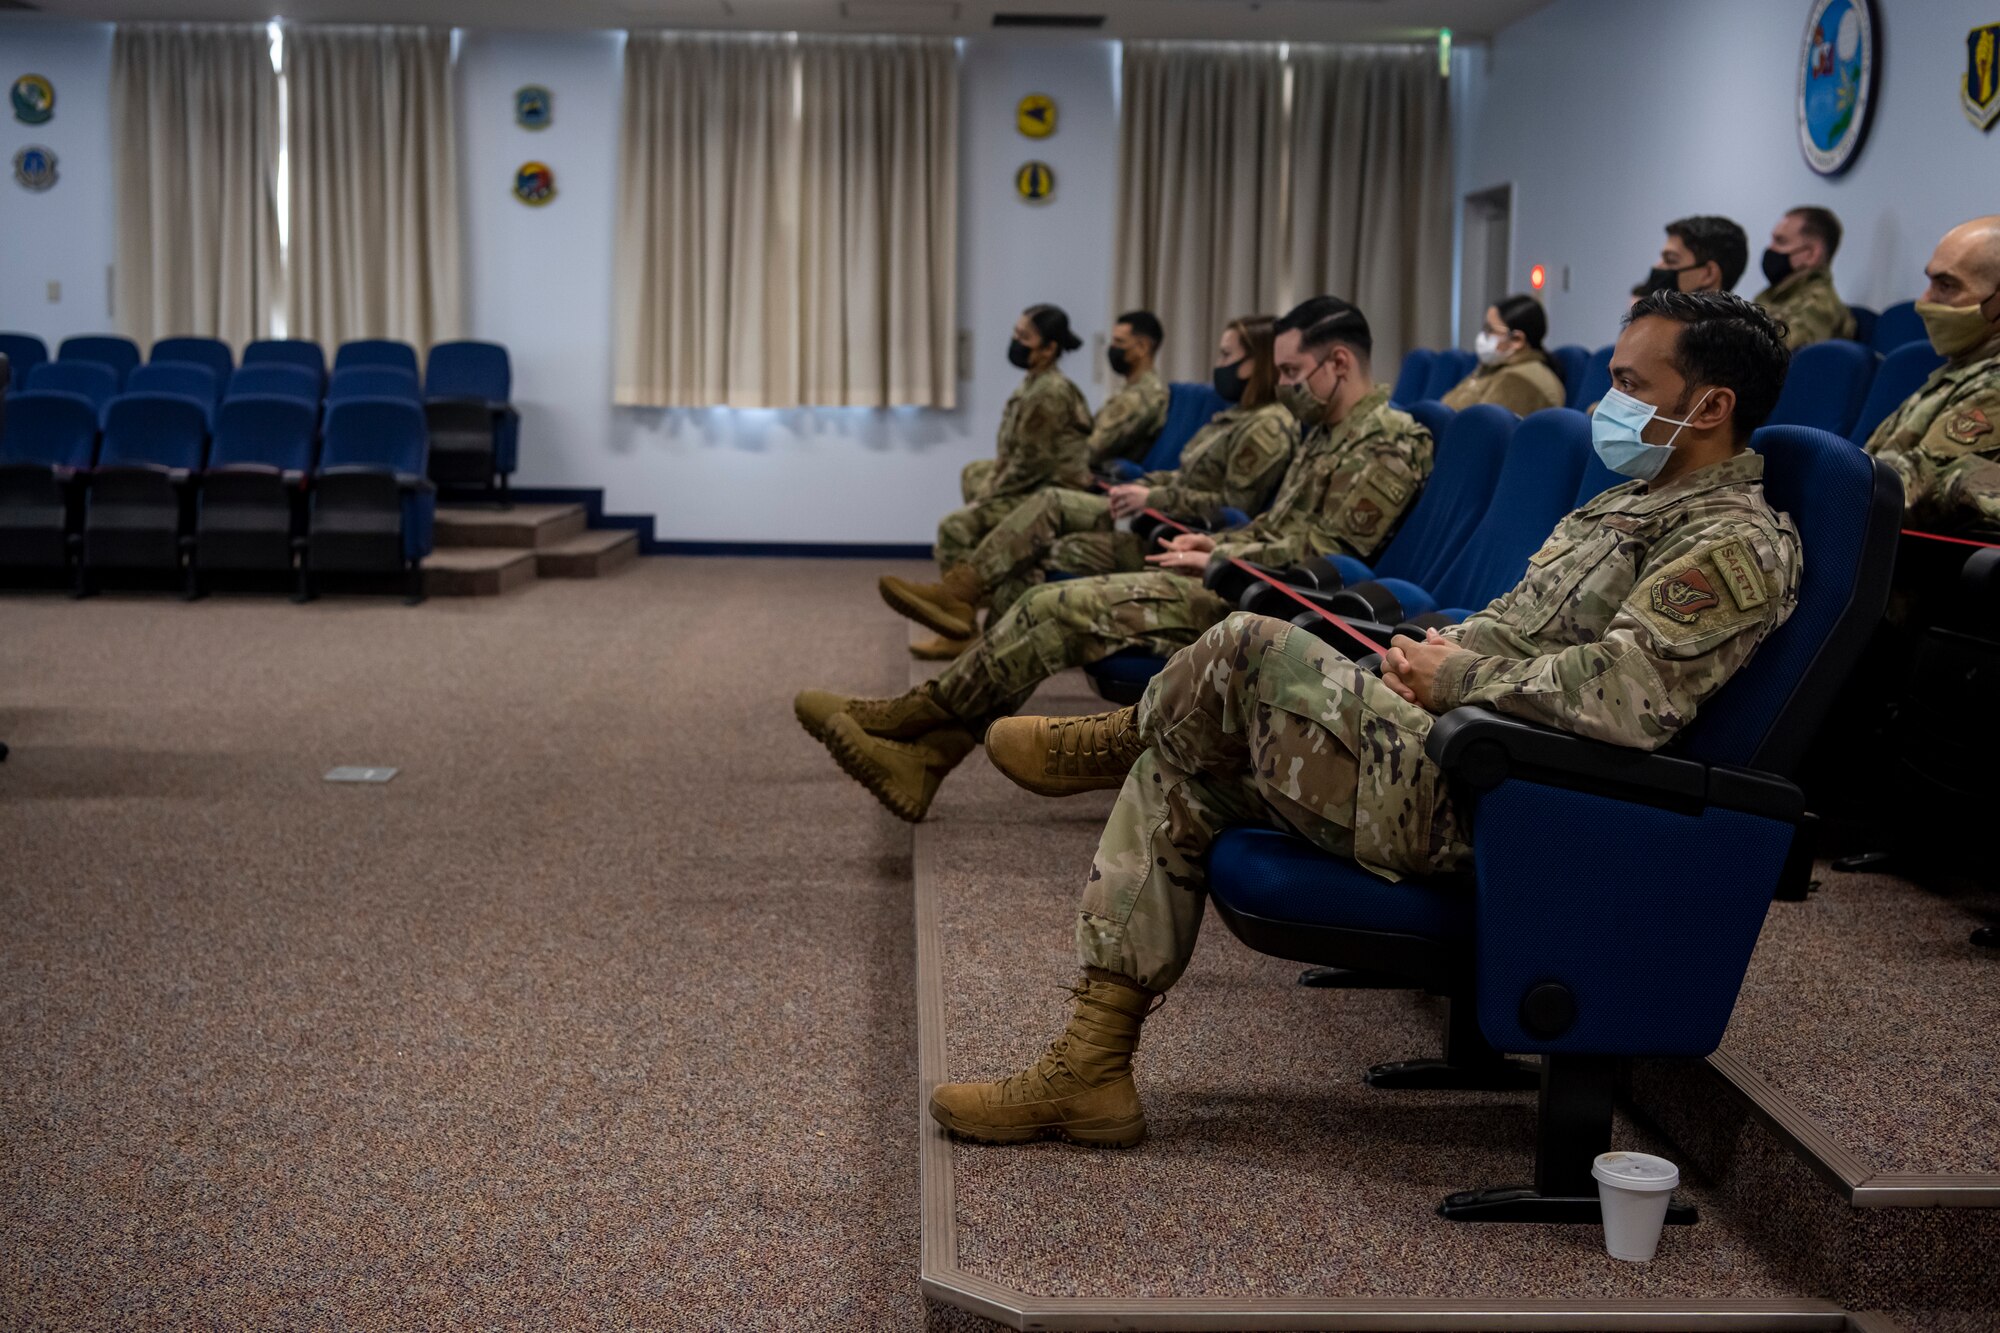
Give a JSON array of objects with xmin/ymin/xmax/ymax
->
[
  {"xmin": 243, "ymin": 339, "xmax": 327, "ymax": 383},
  {"xmin": 1547, "ymin": 345, "xmax": 1590, "ymax": 407},
  {"xmin": 1204, "ymin": 422, "xmax": 1901, "ymax": 1224},
  {"xmin": 423, "ymin": 340, "xmax": 520, "ymax": 495},
  {"xmin": 1848, "ymin": 340, "xmax": 1946, "ymax": 447},
  {"xmin": 57, "ymin": 335, "xmax": 141, "ymax": 387},
  {"xmin": 1421, "ymin": 348, "xmax": 1476, "ymax": 401},
  {"xmin": 1571, "ymin": 445, "xmax": 1625, "ymax": 507},
  {"xmin": 0, "ymin": 391, "xmax": 100, "ymax": 573},
  {"xmin": 1390, "ymin": 349, "xmax": 1435, "ymax": 407},
  {"xmin": 128, "ymin": 363, "xmax": 221, "ymax": 416},
  {"xmin": 1403, "ymin": 399, "xmax": 1455, "ymax": 448},
  {"xmin": 79, "ymin": 393, "xmax": 212, "ymax": 590},
  {"xmin": 1847, "ymin": 305, "xmax": 1877, "ymax": 348},
  {"xmin": 150, "ymin": 336, "xmax": 234, "ymax": 388},
  {"xmin": 1868, "ymin": 301, "xmax": 1923, "ymax": 356},
  {"xmin": 0, "ymin": 333, "xmax": 49, "ymax": 389},
  {"xmin": 334, "ymin": 339, "xmax": 419, "ymax": 377},
  {"xmin": 1102, "ymin": 381, "xmax": 1229, "ymax": 483},
  {"xmin": 228, "ymin": 364, "xmax": 322, "ymax": 404},
  {"xmin": 328, "ymin": 366, "xmax": 422, "ymax": 403},
  {"xmin": 305, "ymin": 398, "xmax": 435, "ymax": 602},
  {"xmin": 1767, "ymin": 339, "xmax": 1876, "ymax": 437},
  {"xmin": 194, "ymin": 396, "xmax": 321, "ymax": 588},
  {"xmin": 1573, "ymin": 345, "xmax": 1614, "ymax": 411},
  {"xmin": 28, "ymin": 361, "xmax": 120, "ymax": 412}
]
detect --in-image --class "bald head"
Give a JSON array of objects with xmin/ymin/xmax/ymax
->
[{"xmin": 1925, "ymin": 216, "xmax": 2000, "ymax": 305}]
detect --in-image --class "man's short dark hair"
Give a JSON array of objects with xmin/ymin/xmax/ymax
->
[
  {"xmin": 1624, "ymin": 289, "xmax": 1791, "ymax": 440},
  {"xmin": 1116, "ymin": 309, "xmax": 1164, "ymax": 349},
  {"xmin": 1275, "ymin": 296, "xmax": 1348, "ymax": 336},
  {"xmin": 1299, "ymin": 299, "xmax": 1372, "ymax": 361},
  {"xmin": 1666, "ymin": 214, "xmax": 1750, "ymax": 290},
  {"xmin": 1788, "ymin": 206, "xmax": 1843, "ymax": 260}
]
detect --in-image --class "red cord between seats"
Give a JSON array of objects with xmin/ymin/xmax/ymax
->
[
  {"xmin": 1901, "ymin": 528, "xmax": 2000, "ymax": 551},
  {"xmin": 1140, "ymin": 507, "xmax": 1388, "ymax": 656}
]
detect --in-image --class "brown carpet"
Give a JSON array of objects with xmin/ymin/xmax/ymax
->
[
  {"xmin": 0, "ymin": 562, "xmax": 942, "ymax": 1331},
  {"xmin": 1719, "ymin": 863, "xmax": 2000, "ymax": 1175}
]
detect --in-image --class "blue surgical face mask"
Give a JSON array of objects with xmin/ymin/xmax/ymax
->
[{"xmin": 1590, "ymin": 386, "xmax": 1713, "ymax": 481}]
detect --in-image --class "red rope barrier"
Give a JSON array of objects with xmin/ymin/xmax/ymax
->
[{"xmin": 1902, "ymin": 528, "xmax": 2000, "ymax": 551}]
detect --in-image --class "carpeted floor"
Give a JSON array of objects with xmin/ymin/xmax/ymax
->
[{"xmin": 0, "ymin": 561, "xmax": 944, "ymax": 1331}]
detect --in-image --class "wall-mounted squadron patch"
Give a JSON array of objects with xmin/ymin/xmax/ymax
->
[
  {"xmin": 1015, "ymin": 160, "xmax": 1054, "ymax": 204},
  {"xmin": 1016, "ymin": 94, "xmax": 1056, "ymax": 139},
  {"xmin": 514, "ymin": 160, "xmax": 556, "ymax": 207},
  {"xmin": 13, "ymin": 145, "xmax": 57, "ymax": 192},
  {"xmin": 516, "ymin": 85, "xmax": 552, "ymax": 131},
  {"xmin": 11, "ymin": 73, "xmax": 54, "ymax": 125},
  {"xmin": 1965, "ymin": 23, "xmax": 2000, "ymax": 131}
]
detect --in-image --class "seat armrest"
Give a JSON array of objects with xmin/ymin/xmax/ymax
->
[{"xmin": 1203, "ymin": 555, "xmax": 1285, "ymax": 599}]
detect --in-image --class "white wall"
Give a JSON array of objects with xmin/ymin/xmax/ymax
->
[
  {"xmin": 1459, "ymin": 0, "xmax": 1998, "ymax": 350},
  {"xmin": 464, "ymin": 34, "xmax": 1120, "ymax": 545},
  {"xmin": 0, "ymin": 17, "xmax": 117, "ymax": 350}
]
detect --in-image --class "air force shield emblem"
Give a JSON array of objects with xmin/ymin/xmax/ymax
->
[{"xmin": 1966, "ymin": 23, "xmax": 2000, "ymax": 131}]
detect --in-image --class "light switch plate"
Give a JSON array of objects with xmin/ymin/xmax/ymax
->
[
  {"xmin": 46, "ymin": 280, "xmax": 59, "ymax": 303},
  {"xmin": 324, "ymin": 766, "xmax": 398, "ymax": 783}
]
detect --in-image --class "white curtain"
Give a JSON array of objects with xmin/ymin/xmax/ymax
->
[
  {"xmin": 283, "ymin": 25, "xmax": 462, "ymax": 349},
  {"xmin": 112, "ymin": 23, "xmax": 280, "ymax": 350},
  {"xmin": 1114, "ymin": 43, "xmax": 1287, "ymax": 383},
  {"xmin": 614, "ymin": 33, "xmax": 959, "ymax": 409},
  {"xmin": 1115, "ymin": 41, "xmax": 1453, "ymax": 376}
]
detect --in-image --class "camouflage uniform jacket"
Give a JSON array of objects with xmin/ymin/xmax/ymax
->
[
  {"xmin": 1863, "ymin": 336, "xmax": 2000, "ymax": 535},
  {"xmin": 1440, "ymin": 350, "xmax": 1566, "ymax": 417},
  {"xmin": 1753, "ymin": 266, "xmax": 1856, "ymax": 351},
  {"xmin": 1086, "ymin": 369, "xmax": 1171, "ymax": 467},
  {"xmin": 1218, "ymin": 387, "xmax": 1433, "ymax": 568},
  {"xmin": 1430, "ymin": 451, "xmax": 1802, "ymax": 751},
  {"xmin": 1142, "ymin": 401, "xmax": 1297, "ymax": 523},
  {"xmin": 979, "ymin": 369, "xmax": 1095, "ymax": 502}
]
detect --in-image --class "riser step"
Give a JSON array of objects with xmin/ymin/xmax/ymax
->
[
  {"xmin": 423, "ymin": 548, "xmax": 538, "ymax": 596},
  {"xmin": 435, "ymin": 504, "xmax": 589, "ymax": 549},
  {"xmin": 537, "ymin": 529, "xmax": 639, "ymax": 578}
]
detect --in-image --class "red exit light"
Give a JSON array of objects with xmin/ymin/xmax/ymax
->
[{"xmin": 1529, "ymin": 264, "xmax": 1547, "ymax": 291}]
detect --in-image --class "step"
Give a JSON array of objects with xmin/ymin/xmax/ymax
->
[
  {"xmin": 422, "ymin": 548, "xmax": 538, "ymax": 596},
  {"xmin": 536, "ymin": 528, "xmax": 639, "ymax": 579},
  {"xmin": 435, "ymin": 503, "xmax": 588, "ymax": 550}
]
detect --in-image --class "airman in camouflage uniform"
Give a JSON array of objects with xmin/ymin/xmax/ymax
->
[
  {"xmin": 1753, "ymin": 266, "xmax": 1855, "ymax": 351},
  {"xmin": 1085, "ymin": 367, "xmax": 1171, "ymax": 469},
  {"xmin": 1441, "ymin": 347, "xmax": 1566, "ymax": 416},
  {"xmin": 936, "ymin": 368, "xmax": 1094, "ymax": 569}
]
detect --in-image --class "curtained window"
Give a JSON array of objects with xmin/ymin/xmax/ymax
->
[
  {"xmin": 282, "ymin": 25, "xmax": 463, "ymax": 350},
  {"xmin": 112, "ymin": 23, "xmax": 281, "ymax": 349},
  {"xmin": 1116, "ymin": 42, "xmax": 1452, "ymax": 378},
  {"xmin": 614, "ymin": 32, "xmax": 959, "ymax": 410}
]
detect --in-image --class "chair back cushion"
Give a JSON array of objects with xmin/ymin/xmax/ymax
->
[
  {"xmin": 243, "ymin": 339, "xmax": 327, "ymax": 380},
  {"xmin": 321, "ymin": 397, "xmax": 428, "ymax": 476},
  {"xmin": 1867, "ymin": 300, "xmax": 1924, "ymax": 356},
  {"xmin": 99, "ymin": 393, "xmax": 210, "ymax": 470},
  {"xmin": 28, "ymin": 360, "xmax": 120, "ymax": 410},
  {"xmin": 1767, "ymin": 339, "xmax": 1876, "ymax": 437},
  {"xmin": 1390, "ymin": 349, "xmax": 1435, "ymax": 406},
  {"xmin": 1428, "ymin": 407, "xmax": 1591, "ymax": 611},
  {"xmin": 1374, "ymin": 402, "xmax": 1509, "ymax": 587},
  {"xmin": 150, "ymin": 336, "xmax": 234, "ymax": 386},
  {"xmin": 334, "ymin": 339, "xmax": 419, "ymax": 376},
  {"xmin": 424, "ymin": 341, "xmax": 511, "ymax": 400},
  {"xmin": 0, "ymin": 390, "xmax": 99, "ymax": 468},
  {"xmin": 1847, "ymin": 340, "xmax": 1945, "ymax": 446},
  {"xmin": 229, "ymin": 364, "xmax": 322, "ymax": 403},
  {"xmin": 211, "ymin": 395, "xmax": 318, "ymax": 472},
  {"xmin": 1139, "ymin": 382, "xmax": 1229, "ymax": 474},
  {"xmin": 57, "ymin": 335, "xmax": 141, "ymax": 385}
]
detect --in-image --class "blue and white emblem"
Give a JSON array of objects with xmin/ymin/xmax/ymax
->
[
  {"xmin": 1796, "ymin": 0, "xmax": 1878, "ymax": 176},
  {"xmin": 515, "ymin": 85, "xmax": 552, "ymax": 131},
  {"xmin": 13, "ymin": 145, "xmax": 56, "ymax": 192}
]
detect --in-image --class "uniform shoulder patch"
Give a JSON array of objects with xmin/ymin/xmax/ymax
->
[
  {"xmin": 1347, "ymin": 495, "xmax": 1384, "ymax": 536},
  {"xmin": 1650, "ymin": 566, "xmax": 1720, "ymax": 624},
  {"xmin": 1709, "ymin": 538, "xmax": 1768, "ymax": 611},
  {"xmin": 1945, "ymin": 407, "xmax": 1992, "ymax": 446},
  {"xmin": 1527, "ymin": 537, "xmax": 1573, "ymax": 568},
  {"xmin": 1373, "ymin": 469, "xmax": 1412, "ymax": 507}
]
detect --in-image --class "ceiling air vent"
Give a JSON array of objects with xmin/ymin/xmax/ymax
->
[
  {"xmin": 993, "ymin": 12, "xmax": 1106, "ymax": 27},
  {"xmin": 0, "ymin": 0, "xmax": 44, "ymax": 10}
]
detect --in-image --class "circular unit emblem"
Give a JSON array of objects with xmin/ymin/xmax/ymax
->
[
  {"xmin": 11, "ymin": 73, "xmax": 54, "ymax": 125},
  {"xmin": 514, "ymin": 160, "xmax": 556, "ymax": 206},
  {"xmin": 1016, "ymin": 93, "xmax": 1056, "ymax": 139},
  {"xmin": 13, "ymin": 144, "xmax": 57, "ymax": 192},
  {"xmin": 516, "ymin": 85, "xmax": 552, "ymax": 131},
  {"xmin": 1015, "ymin": 160, "xmax": 1055, "ymax": 204},
  {"xmin": 1795, "ymin": 0, "xmax": 1878, "ymax": 177}
]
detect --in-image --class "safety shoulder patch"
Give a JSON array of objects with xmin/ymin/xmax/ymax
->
[
  {"xmin": 1371, "ymin": 467, "xmax": 1413, "ymax": 507},
  {"xmin": 1709, "ymin": 538, "xmax": 1768, "ymax": 610}
]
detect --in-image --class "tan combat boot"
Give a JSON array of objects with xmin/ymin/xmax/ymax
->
[
  {"xmin": 909, "ymin": 633, "xmax": 974, "ymax": 661},
  {"xmin": 929, "ymin": 971, "xmax": 1156, "ymax": 1147},
  {"xmin": 879, "ymin": 565, "xmax": 983, "ymax": 639},
  {"xmin": 820, "ymin": 712, "xmax": 978, "ymax": 822},
  {"xmin": 985, "ymin": 706, "xmax": 1147, "ymax": 797},
  {"xmin": 793, "ymin": 684, "xmax": 958, "ymax": 743}
]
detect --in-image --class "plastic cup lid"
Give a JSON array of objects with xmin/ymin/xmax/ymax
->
[{"xmin": 1592, "ymin": 1151, "xmax": 1680, "ymax": 1191}]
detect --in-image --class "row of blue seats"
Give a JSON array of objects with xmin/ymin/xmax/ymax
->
[
  {"xmin": 15, "ymin": 361, "xmax": 446, "ymax": 419},
  {"xmin": 0, "ymin": 332, "xmax": 502, "ymax": 394}
]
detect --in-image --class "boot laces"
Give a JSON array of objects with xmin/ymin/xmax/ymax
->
[{"xmin": 1046, "ymin": 713, "xmax": 1132, "ymax": 776}]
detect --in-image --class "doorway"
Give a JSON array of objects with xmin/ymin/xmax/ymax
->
[{"xmin": 1460, "ymin": 184, "xmax": 1515, "ymax": 349}]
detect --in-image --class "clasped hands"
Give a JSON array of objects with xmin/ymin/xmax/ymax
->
[
  {"xmin": 1143, "ymin": 531, "xmax": 1214, "ymax": 576},
  {"xmin": 1381, "ymin": 627, "xmax": 1455, "ymax": 712}
]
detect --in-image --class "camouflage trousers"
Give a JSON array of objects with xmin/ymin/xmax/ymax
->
[
  {"xmin": 967, "ymin": 488, "xmax": 1146, "ymax": 619},
  {"xmin": 960, "ymin": 459, "xmax": 995, "ymax": 505},
  {"xmin": 936, "ymin": 495, "xmax": 1029, "ymax": 571},
  {"xmin": 930, "ymin": 571, "xmax": 1231, "ymax": 723},
  {"xmin": 1076, "ymin": 612, "xmax": 1470, "ymax": 992}
]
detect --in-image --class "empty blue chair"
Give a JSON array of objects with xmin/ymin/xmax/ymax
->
[
  {"xmin": 1869, "ymin": 300, "xmax": 1924, "ymax": 356},
  {"xmin": 129, "ymin": 362, "xmax": 221, "ymax": 415},
  {"xmin": 1573, "ymin": 345, "xmax": 1614, "ymax": 411},
  {"xmin": 1, "ymin": 391, "xmax": 99, "ymax": 471},
  {"xmin": 1767, "ymin": 339, "xmax": 1876, "ymax": 437},
  {"xmin": 1847, "ymin": 305, "xmax": 1878, "ymax": 348},
  {"xmin": 0, "ymin": 391, "xmax": 100, "ymax": 571},
  {"xmin": 28, "ymin": 361, "xmax": 120, "ymax": 412},
  {"xmin": 1204, "ymin": 423, "xmax": 1900, "ymax": 1225},
  {"xmin": 58, "ymin": 335, "xmax": 141, "ymax": 387},
  {"xmin": 79, "ymin": 393, "xmax": 212, "ymax": 588},
  {"xmin": 306, "ymin": 397, "xmax": 434, "ymax": 602},
  {"xmin": 1100, "ymin": 381, "xmax": 1229, "ymax": 484},
  {"xmin": 228, "ymin": 364, "xmax": 322, "ymax": 404},
  {"xmin": 1403, "ymin": 399, "xmax": 1455, "ymax": 447},
  {"xmin": 194, "ymin": 396, "xmax": 320, "ymax": 587},
  {"xmin": 1571, "ymin": 445, "xmax": 1625, "ymax": 507},
  {"xmin": 150, "ymin": 336, "xmax": 233, "ymax": 388},
  {"xmin": 334, "ymin": 339, "xmax": 419, "ymax": 376},
  {"xmin": 1548, "ymin": 345, "xmax": 1591, "ymax": 408},
  {"xmin": 0, "ymin": 333, "xmax": 49, "ymax": 390},
  {"xmin": 1390, "ymin": 349, "xmax": 1436, "ymax": 407},
  {"xmin": 424, "ymin": 341, "xmax": 521, "ymax": 495},
  {"xmin": 1421, "ymin": 348, "xmax": 1476, "ymax": 401},
  {"xmin": 244, "ymin": 339, "xmax": 327, "ymax": 383},
  {"xmin": 1848, "ymin": 340, "xmax": 1947, "ymax": 447},
  {"xmin": 328, "ymin": 366, "xmax": 421, "ymax": 403}
]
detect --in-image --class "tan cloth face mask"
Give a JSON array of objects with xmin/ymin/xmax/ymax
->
[{"xmin": 1917, "ymin": 289, "xmax": 2000, "ymax": 358}]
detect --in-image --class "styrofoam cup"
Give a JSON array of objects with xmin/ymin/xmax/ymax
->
[{"xmin": 1592, "ymin": 1151, "xmax": 1680, "ymax": 1262}]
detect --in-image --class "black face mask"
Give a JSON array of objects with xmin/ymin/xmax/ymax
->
[
  {"xmin": 1761, "ymin": 247, "xmax": 1798, "ymax": 289},
  {"xmin": 1107, "ymin": 346, "xmax": 1133, "ymax": 378},
  {"xmin": 1641, "ymin": 265, "xmax": 1693, "ymax": 296},
  {"xmin": 1211, "ymin": 357, "xmax": 1248, "ymax": 403},
  {"xmin": 1007, "ymin": 338, "xmax": 1034, "ymax": 370}
]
